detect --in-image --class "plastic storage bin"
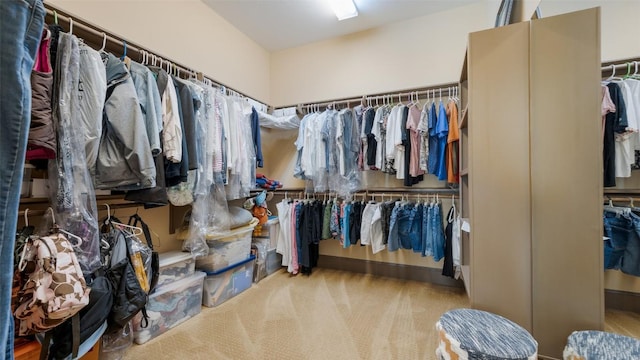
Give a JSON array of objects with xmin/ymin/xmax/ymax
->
[
  {"xmin": 195, "ymin": 223, "xmax": 255, "ymax": 272},
  {"xmin": 156, "ymin": 251, "xmax": 195, "ymax": 289},
  {"xmin": 266, "ymin": 249, "xmax": 282, "ymax": 275},
  {"xmin": 132, "ymin": 272, "xmax": 205, "ymax": 344},
  {"xmin": 202, "ymin": 255, "xmax": 255, "ymax": 307}
]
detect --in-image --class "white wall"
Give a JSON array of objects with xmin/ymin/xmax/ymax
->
[
  {"xmin": 540, "ymin": 0, "xmax": 640, "ymax": 62},
  {"xmin": 48, "ymin": 0, "xmax": 271, "ymax": 104},
  {"xmin": 270, "ymin": 1, "xmax": 500, "ymax": 107}
]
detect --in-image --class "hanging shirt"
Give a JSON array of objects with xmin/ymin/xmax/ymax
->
[
  {"xmin": 427, "ymin": 102, "xmax": 439, "ymax": 174},
  {"xmin": 446, "ymin": 101, "xmax": 460, "ymax": 183},
  {"xmin": 276, "ymin": 200, "xmax": 292, "ymax": 267},
  {"xmin": 294, "ymin": 113, "xmax": 313, "ymax": 180},
  {"xmin": 370, "ymin": 204, "xmax": 385, "ymax": 254},
  {"xmin": 602, "ymin": 85, "xmax": 616, "ymax": 187},
  {"xmin": 162, "ymin": 76, "xmax": 183, "ymax": 163},
  {"xmin": 418, "ymin": 103, "xmax": 430, "ymax": 172},
  {"xmin": 436, "ymin": 101, "xmax": 449, "ymax": 181},
  {"xmin": 407, "ymin": 104, "xmax": 425, "ymax": 177}
]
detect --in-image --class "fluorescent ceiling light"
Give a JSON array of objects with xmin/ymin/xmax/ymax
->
[{"xmin": 329, "ymin": 0, "xmax": 358, "ymax": 21}]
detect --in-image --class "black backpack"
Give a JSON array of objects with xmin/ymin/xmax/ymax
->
[{"xmin": 42, "ymin": 271, "xmax": 113, "ymax": 359}]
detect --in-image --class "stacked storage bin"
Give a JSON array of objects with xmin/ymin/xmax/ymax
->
[
  {"xmin": 131, "ymin": 252, "xmax": 205, "ymax": 345},
  {"xmin": 252, "ymin": 217, "xmax": 282, "ymax": 283},
  {"xmin": 199, "ymin": 221, "xmax": 258, "ymax": 307}
]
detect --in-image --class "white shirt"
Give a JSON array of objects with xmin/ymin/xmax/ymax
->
[
  {"xmin": 162, "ymin": 76, "xmax": 183, "ymax": 163},
  {"xmin": 276, "ymin": 200, "xmax": 291, "ymax": 267},
  {"xmin": 370, "ymin": 204, "xmax": 385, "ymax": 254}
]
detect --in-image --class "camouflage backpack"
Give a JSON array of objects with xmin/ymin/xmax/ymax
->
[{"xmin": 14, "ymin": 232, "xmax": 91, "ymax": 335}]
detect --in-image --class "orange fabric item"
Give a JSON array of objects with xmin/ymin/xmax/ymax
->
[
  {"xmin": 252, "ymin": 206, "xmax": 268, "ymax": 225},
  {"xmin": 446, "ymin": 101, "xmax": 460, "ymax": 184}
]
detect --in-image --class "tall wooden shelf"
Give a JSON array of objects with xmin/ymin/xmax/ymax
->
[{"xmin": 460, "ymin": 8, "xmax": 603, "ymax": 358}]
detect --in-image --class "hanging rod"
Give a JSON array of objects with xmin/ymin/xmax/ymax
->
[
  {"xmin": 44, "ymin": 4, "xmax": 269, "ymax": 110},
  {"xmin": 19, "ymin": 202, "xmax": 145, "ymax": 217},
  {"xmin": 601, "ymin": 57, "xmax": 640, "ymax": 76},
  {"xmin": 275, "ymin": 82, "xmax": 459, "ymax": 111}
]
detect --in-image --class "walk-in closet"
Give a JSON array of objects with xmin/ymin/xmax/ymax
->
[{"xmin": 3, "ymin": 1, "xmax": 640, "ymax": 360}]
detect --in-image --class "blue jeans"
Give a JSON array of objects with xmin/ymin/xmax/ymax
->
[
  {"xmin": 431, "ymin": 203, "xmax": 445, "ymax": 262},
  {"xmin": 622, "ymin": 212, "xmax": 640, "ymax": 276},
  {"xmin": 603, "ymin": 212, "xmax": 633, "ymax": 270},
  {"xmin": 388, "ymin": 203, "xmax": 420, "ymax": 252},
  {"xmin": 0, "ymin": 0, "xmax": 45, "ymax": 357}
]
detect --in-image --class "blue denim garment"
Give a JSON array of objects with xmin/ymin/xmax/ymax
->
[
  {"xmin": 603, "ymin": 211, "xmax": 633, "ymax": 270},
  {"xmin": 388, "ymin": 203, "xmax": 420, "ymax": 252},
  {"xmin": 422, "ymin": 204, "xmax": 433, "ymax": 257},
  {"xmin": 411, "ymin": 204, "xmax": 424, "ymax": 253},
  {"xmin": 343, "ymin": 203, "xmax": 352, "ymax": 248},
  {"xmin": 622, "ymin": 212, "xmax": 640, "ymax": 276},
  {"xmin": 431, "ymin": 203, "xmax": 446, "ymax": 262},
  {"xmin": 387, "ymin": 204, "xmax": 401, "ymax": 252},
  {"xmin": 0, "ymin": 0, "xmax": 45, "ymax": 357}
]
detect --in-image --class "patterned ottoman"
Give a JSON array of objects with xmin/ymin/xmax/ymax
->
[
  {"xmin": 436, "ymin": 308, "xmax": 538, "ymax": 360},
  {"xmin": 564, "ymin": 330, "xmax": 640, "ymax": 360}
]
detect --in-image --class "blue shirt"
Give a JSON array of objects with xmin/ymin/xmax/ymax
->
[{"xmin": 436, "ymin": 102, "xmax": 449, "ymax": 181}]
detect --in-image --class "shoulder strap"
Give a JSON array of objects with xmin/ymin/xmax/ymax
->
[{"xmin": 128, "ymin": 214, "xmax": 154, "ymax": 250}]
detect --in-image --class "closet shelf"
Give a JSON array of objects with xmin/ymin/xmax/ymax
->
[
  {"xmin": 461, "ymin": 265, "xmax": 471, "ymax": 298},
  {"xmin": 20, "ymin": 194, "xmax": 126, "ymax": 205},
  {"xmin": 459, "ymin": 105, "xmax": 469, "ymax": 129}
]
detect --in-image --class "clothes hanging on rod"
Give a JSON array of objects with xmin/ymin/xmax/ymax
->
[
  {"xmin": 293, "ymin": 91, "xmax": 460, "ymax": 195},
  {"xmin": 601, "ymin": 60, "xmax": 640, "ymax": 186},
  {"xmin": 275, "ymin": 192, "xmax": 459, "ymax": 277},
  {"xmin": 603, "ymin": 200, "xmax": 640, "ymax": 277}
]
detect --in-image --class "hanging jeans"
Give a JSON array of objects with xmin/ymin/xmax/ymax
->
[
  {"xmin": 0, "ymin": 1, "xmax": 45, "ymax": 358},
  {"xmin": 603, "ymin": 211, "xmax": 640, "ymax": 276}
]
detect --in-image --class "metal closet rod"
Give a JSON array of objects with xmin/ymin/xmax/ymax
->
[
  {"xmin": 601, "ymin": 57, "xmax": 640, "ymax": 73},
  {"xmin": 43, "ymin": 5, "xmax": 269, "ymax": 107},
  {"xmin": 277, "ymin": 82, "xmax": 460, "ymax": 111},
  {"xmin": 19, "ymin": 202, "xmax": 144, "ymax": 217}
]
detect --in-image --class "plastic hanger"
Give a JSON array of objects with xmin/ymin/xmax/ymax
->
[
  {"xmin": 53, "ymin": 10, "xmax": 59, "ymax": 25},
  {"xmin": 604, "ymin": 64, "xmax": 624, "ymax": 83},
  {"xmin": 604, "ymin": 198, "xmax": 630, "ymax": 216},
  {"xmin": 100, "ymin": 32, "xmax": 107, "ymax": 52},
  {"xmin": 47, "ymin": 208, "xmax": 84, "ymax": 246},
  {"xmin": 69, "ymin": 17, "xmax": 73, "ymax": 35}
]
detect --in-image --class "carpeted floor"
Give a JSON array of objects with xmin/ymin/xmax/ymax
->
[{"xmin": 124, "ymin": 268, "xmax": 640, "ymax": 360}]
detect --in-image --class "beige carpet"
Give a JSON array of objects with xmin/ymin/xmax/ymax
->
[
  {"xmin": 125, "ymin": 268, "xmax": 640, "ymax": 360},
  {"xmin": 125, "ymin": 268, "xmax": 469, "ymax": 360}
]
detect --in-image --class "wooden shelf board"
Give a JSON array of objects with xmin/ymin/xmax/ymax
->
[
  {"xmin": 459, "ymin": 105, "xmax": 469, "ymax": 129},
  {"xmin": 461, "ymin": 265, "xmax": 471, "ymax": 298}
]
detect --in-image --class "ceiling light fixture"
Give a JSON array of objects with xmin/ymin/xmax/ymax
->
[{"xmin": 329, "ymin": 0, "xmax": 358, "ymax": 21}]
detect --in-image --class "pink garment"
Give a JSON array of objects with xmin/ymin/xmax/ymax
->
[
  {"xmin": 406, "ymin": 105, "xmax": 425, "ymax": 177},
  {"xmin": 290, "ymin": 201, "xmax": 299, "ymax": 275},
  {"xmin": 602, "ymin": 85, "xmax": 616, "ymax": 142}
]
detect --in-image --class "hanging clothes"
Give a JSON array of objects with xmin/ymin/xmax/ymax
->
[
  {"xmin": 27, "ymin": 26, "xmax": 56, "ymax": 161},
  {"xmin": 435, "ymin": 101, "xmax": 449, "ymax": 181},
  {"xmin": 446, "ymin": 100, "xmax": 460, "ymax": 184}
]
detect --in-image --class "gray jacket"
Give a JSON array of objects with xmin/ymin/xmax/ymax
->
[{"xmin": 95, "ymin": 53, "xmax": 156, "ymax": 189}]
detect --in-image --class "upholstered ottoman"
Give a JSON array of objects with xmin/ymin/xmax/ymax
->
[
  {"xmin": 564, "ymin": 330, "xmax": 640, "ymax": 360},
  {"xmin": 435, "ymin": 308, "xmax": 538, "ymax": 360}
]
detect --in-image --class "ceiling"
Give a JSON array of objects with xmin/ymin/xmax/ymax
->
[{"xmin": 202, "ymin": 0, "xmax": 478, "ymax": 51}]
